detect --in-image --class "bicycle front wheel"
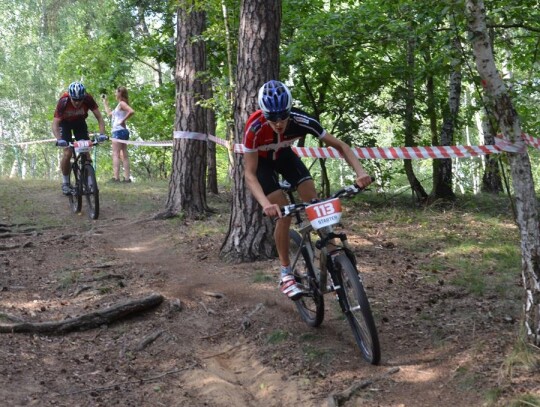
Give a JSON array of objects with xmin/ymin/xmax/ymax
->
[
  {"xmin": 82, "ymin": 164, "xmax": 99, "ymax": 220},
  {"xmin": 289, "ymin": 230, "xmax": 324, "ymax": 327},
  {"xmin": 333, "ymin": 254, "xmax": 380, "ymax": 365},
  {"xmin": 69, "ymin": 166, "xmax": 82, "ymax": 214}
]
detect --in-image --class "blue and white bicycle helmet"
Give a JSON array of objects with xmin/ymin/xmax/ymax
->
[
  {"xmin": 258, "ymin": 80, "xmax": 292, "ymax": 121},
  {"xmin": 68, "ymin": 82, "xmax": 86, "ymax": 100}
]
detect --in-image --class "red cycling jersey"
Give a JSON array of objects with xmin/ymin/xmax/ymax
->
[
  {"xmin": 243, "ymin": 107, "xmax": 327, "ymax": 159},
  {"xmin": 53, "ymin": 92, "xmax": 99, "ymax": 122}
]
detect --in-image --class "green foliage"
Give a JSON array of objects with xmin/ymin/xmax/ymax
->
[{"xmin": 2, "ymin": 0, "xmax": 540, "ymax": 196}]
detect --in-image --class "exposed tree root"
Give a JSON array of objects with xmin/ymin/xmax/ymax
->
[
  {"xmin": 326, "ymin": 367, "xmax": 400, "ymax": 407},
  {"xmin": 0, "ymin": 293, "xmax": 164, "ymax": 334}
]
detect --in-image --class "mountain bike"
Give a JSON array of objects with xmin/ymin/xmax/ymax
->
[
  {"xmin": 280, "ymin": 180, "xmax": 381, "ymax": 365},
  {"xmin": 58, "ymin": 134, "xmax": 108, "ymax": 220}
]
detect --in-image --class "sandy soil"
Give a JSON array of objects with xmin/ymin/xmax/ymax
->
[{"xmin": 0, "ymin": 185, "xmax": 538, "ymax": 407}]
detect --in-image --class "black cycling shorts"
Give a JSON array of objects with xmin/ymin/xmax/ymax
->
[
  {"xmin": 59, "ymin": 120, "xmax": 89, "ymax": 142},
  {"xmin": 256, "ymin": 147, "xmax": 312, "ymax": 195}
]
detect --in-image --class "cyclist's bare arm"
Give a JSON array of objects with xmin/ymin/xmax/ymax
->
[
  {"xmin": 321, "ymin": 133, "xmax": 372, "ymax": 188},
  {"xmin": 52, "ymin": 117, "xmax": 62, "ymax": 140},
  {"xmin": 244, "ymin": 151, "xmax": 282, "ymax": 218}
]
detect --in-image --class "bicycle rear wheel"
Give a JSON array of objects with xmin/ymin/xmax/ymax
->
[
  {"xmin": 69, "ymin": 167, "xmax": 82, "ymax": 214},
  {"xmin": 82, "ymin": 164, "xmax": 99, "ymax": 220},
  {"xmin": 289, "ymin": 230, "xmax": 324, "ymax": 327},
  {"xmin": 333, "ymin": 254, "xmax": 380, "ymax": 365}
]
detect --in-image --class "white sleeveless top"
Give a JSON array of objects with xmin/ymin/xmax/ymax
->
[{"xmin": 112, "ymin": 105, "xmax": 129, "ymax": 132}]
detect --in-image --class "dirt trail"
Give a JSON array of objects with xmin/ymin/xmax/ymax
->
[{"xmin": 0, "ymin": 187, "xmax": 534, "ymax": 406}]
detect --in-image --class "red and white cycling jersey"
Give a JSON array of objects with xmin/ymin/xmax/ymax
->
[
  {"xmin": 243, "ymin": 107, "xmax": 327, "ymax": 159},
  {"xmin": 53, "ymin": 92, "xmax": 99, "ymax": 122}
]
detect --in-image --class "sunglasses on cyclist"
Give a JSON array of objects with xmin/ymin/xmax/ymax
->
[{"xmin": 264, "ymin": 111, "xmax": 290, "ymax": 122}]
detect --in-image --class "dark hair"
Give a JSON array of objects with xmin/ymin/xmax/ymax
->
[{"xmin": 117, "ymin": 86, "xmax": 129, "ymax": 104}]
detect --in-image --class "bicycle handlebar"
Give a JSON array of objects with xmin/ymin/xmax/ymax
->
[
  {"xmin": 55, "ymin": 134, "xmax": 109, "ymax": 148},
  {"xmin": 280, "ymin": 182, "xmax": 369, "ymax": 218}
]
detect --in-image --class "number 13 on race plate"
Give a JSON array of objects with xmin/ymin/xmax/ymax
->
[{"xmin": 305, "ymin": 198, "xmax": 343, "ymax": 230}]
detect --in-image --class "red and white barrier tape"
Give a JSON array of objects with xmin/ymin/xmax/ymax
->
[{"xmin": 3, "ymin": 131, "xmax": 535, "ymax": 160}]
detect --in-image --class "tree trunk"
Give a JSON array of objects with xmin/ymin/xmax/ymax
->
[
  {"xmin": 220, "ymin": 0, "xmax": 282, "ymax": 262},
  {"xmin": 161, "ymin": 2, "xmax": 209, "ymax": 219},
  {"xmin": 425, "ymin": 48, "xmax": 440, "ymax": 195},
  {"xmin": 432, "ymin": 37, "xmax": 462, "ymax": 201},
  {"xmin": 205, "ymin": 84, "xmax": 219, "ymax": 195},
  {"xmin": 466, "ymin": 0, "xmax": 540, "ymax": 345},
  {"xmin": 221, "ymin": 0, "xmax": 237, "ymax": 171},
  {"xmin": 403, "ymin": 35, "xmax": 428, "ymax": 203},
  {"xmin": 480, "ymin": 114, "xmax": 503, "ymax": 193}
]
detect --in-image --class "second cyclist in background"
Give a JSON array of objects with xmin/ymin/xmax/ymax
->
[
  {"xmin": 243, "ymin": 80, "xmax": 372, "ymax": 301},
  {"xmin": 52, "ymin": 81, "xmax": 107, "ymax": 195},
  {"xmin": 102, "ymin": 86, "xmax": 135, "ymax": 183}
]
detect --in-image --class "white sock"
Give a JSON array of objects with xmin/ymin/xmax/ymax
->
[
  {"xmin": 62, "ymin": 175, "xmax": 70, "ymax": 184},
  {"xmin": 280, "ymin": 265, "xmax": 291, "ymax": 276}
]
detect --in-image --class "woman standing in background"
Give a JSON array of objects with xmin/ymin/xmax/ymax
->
[{"xmin": 102, "ymin": 87, "xmax": 135, "ymax": 182}]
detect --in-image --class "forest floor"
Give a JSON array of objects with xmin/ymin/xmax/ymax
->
[{"xmin": 0, "ymin": 179, "xmax": 539, "ymax": 407}]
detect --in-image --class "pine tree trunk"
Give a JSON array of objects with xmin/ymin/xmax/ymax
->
[
  {"xmin": 220, "ymin": 0, "xmax": 282, "ymax": 262},
  {"xmin": 161, "ymin": 2, "xmax": 209, "ymax": 219},
  {"xmin": 467, "ymin": 0, "xmax": 540, "ymax": 345}
]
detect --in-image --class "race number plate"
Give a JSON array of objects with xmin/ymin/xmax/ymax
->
[
  {"xmin": 305, "ymin": 198, "xmax": 342, "ymax": 230},
  {"xmin": 74, "ymin": 140, "xmax": 93, "ymax": 153}
]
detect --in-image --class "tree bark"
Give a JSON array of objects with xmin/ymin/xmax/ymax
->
[
  {"xmin": 480, "ymin": 114, "xmax": 503, "ymax": 193},
  {"xmin": 205, "ymin": 84, "xmax": 219, "ymax": 195},
  {"xmin": 466, "ymin": 0, "xmax": 540, "ymax": 345},
  {"xmin": 161, "ymin": 2, "xmax": 209, "ymax": 219},
  {"xmin": 220, "ymin": 0, "xmax": 282, "ymax": 262},
  {"xmin": 425, "ymin": 48, "xmax": 440, "ymax": 195},
  {"xmin": 403, "ymin": 35, "xmax": 428, "ymax": 203},
  {"xmin": 432, "ymin": 37, "xmax": 462, "ymax": 201}
]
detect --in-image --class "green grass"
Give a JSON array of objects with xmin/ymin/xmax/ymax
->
[
  {"xmin": 0, "ymin": 177, "xmax": 169, "ymax": 227},
  {"xmin": 252, "ymin": 270, "xmax": 274, "ymax": 283},
  {"xmin": 302, "ymin": 344, "xmax": 331, "ymax": 363},
  {"xmin": 266, "ymin": 329, "xmax": 289, "ymax": 344},
  {"xmin": 502, "ymin": 332, "xmax": 540, "ymax": 379},
  {"xmin": 508, "ymin": 394, "xmax": 540, "ymax": 407},
  {"xmin": 348, "ymin": 191, "xmax": 521, "ymax": 299}
]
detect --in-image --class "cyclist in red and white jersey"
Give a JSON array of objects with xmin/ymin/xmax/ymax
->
[
  {"xmin": 52, "ymin": 82, "xmax": 106, "ymax": 195},
  {"xmin": 243, "ymin": 80, "xmax": 372, "ymax": 300}
]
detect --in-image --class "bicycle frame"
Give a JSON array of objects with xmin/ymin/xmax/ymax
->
[
  {"xmin": 59, "ymin": 134, "xmax": 108, "ymax": 220},
  {"xmin": 283, "ymin": 186, "xmax": 353, "ymax": 295},
  {"xmin": 280, "ymin": 180, "xmax": 381, "ymax": 365}
]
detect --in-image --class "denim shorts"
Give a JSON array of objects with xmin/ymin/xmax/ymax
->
[{"xmin": 112, "ymin": 129, "xmax": 130, "ymax": 140}]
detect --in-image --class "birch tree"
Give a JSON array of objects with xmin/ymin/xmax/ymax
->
[
  {"xmin": 432, "ymin": 37, "xmax": 462, "ymax": 200},
  {"xmin": 466, "ymin": 0, "xmax": 540, "ymax": 345}
]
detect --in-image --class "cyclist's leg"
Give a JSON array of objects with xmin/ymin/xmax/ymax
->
[
  {"xmin": 256, "ymin": 157, "xmax": 291, "ymax": 267},
  {"xmin": 59, "ymin": 122, "xmax": 73, "ymax": 176},
  {"xmin": 276, "ymin": 149, "xmax": 317, "ymax": 202},
  {"xmin": 270, "ymin": 190, "xmax": 292, "ymax": 267},
  {"xmin": 296, "ymin": 179, "xmax": 317, "ymax": 202}
]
